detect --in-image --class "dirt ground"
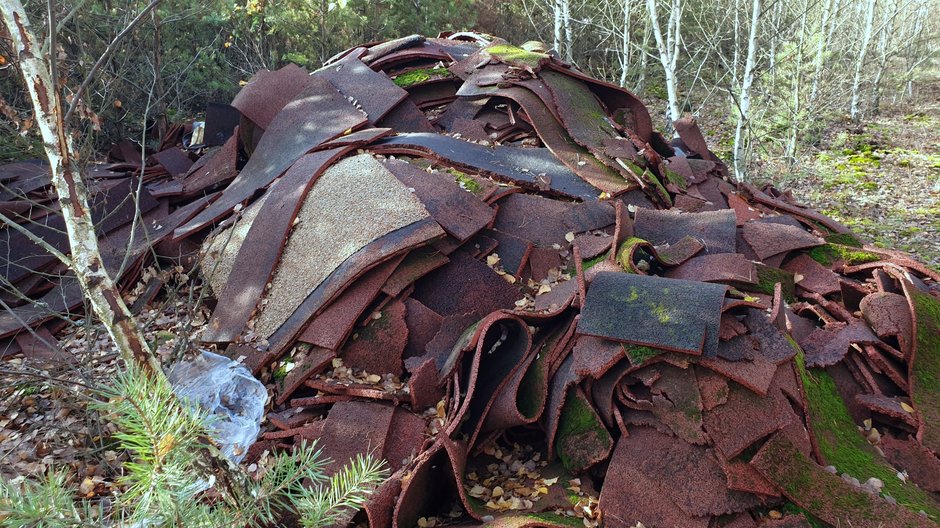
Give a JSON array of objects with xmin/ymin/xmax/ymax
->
[{"xmin": 762, "ymin": 81, "xmax": 940, "ymax": 268}]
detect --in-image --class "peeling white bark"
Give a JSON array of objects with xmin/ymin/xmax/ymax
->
[
  {"xmin": 850, "ymin": 0, "xmax": 877, "ymax": 120},
  {"xmin": 732, "ymin": 0, "xmax": 761, "ymax": 181},
  {"xmin": 0, "ymin": 0, "xmax": 160, "ymax": 374},
  {"xmin": 647, "ymin": 0, "xmax": 682, "ymax": 129}
]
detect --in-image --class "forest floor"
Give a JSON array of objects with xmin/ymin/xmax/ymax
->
[
  {"xmin": 651, "ymin": 77, "xmax": 940, "ymax": 268},
  {"xmin": 756, "ymin": 83, "xmax": 940, "ymax": 268}
]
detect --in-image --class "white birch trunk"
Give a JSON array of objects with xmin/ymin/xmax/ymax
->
[
  {"xmin": 561, "ymin": 0, "xmax": 573, "ymax": 62},
  {"xmin": 553, "ymin": 0, "xmax": 563, "ymax": 56},
  {"xmin": 785, "ymin": 1, "xmax": 808, "ymax": 162},
  {"xmin": 850, "ymin": 0, "xmax": 877, "ymax": 120},
  {"xmin": 870, "ymin": 4, "xmax": 893, "ymax": 114},
  {"xmin": 809, "ymin": 0, "xmax": 834, "ymax": 101},
  {"xmin": 619, "ymin": 0, "xmax": 632, "ymax": 87},
  {"xmin": 647, "ymin": 0, "xmax": 681, "ymax": 128},
  {"xmin": 733, "ymin": 0, "xmax": 761, "ymax": 181},
  {"xmin": 0, "ymin": 0, "xmax": 160, "ymax": 374}
]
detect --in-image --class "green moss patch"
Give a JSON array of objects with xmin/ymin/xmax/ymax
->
[
  {"xmin": 583, "ymin": 250, "xmax": 611, "ymax": 270},
  {"xmin": 516, "ymin": 348, "xmax": 547, "ymax": 420},
  {"xmin": 392, "ymin": 67, "xmax": 453, "ymax": 88},
  {"xmin": 825, "ymin": 232, "xmax": 865, "ymax": 248},
  {"xmin": 663, "ymin": 167, "xmax": 688, "ymax": 189},
  {"xmin": 624, "ymin": 344, "xmax": 662, "ymax": 365},
  {"xmin": 906, "ymin": 285, "xmax": 940, "ymax": 454},
  {"xmin": 794, "ymin": 351, "xmax": 940, "ymax": 519},
  {"xmin": 752, "ymin": 433, "xmax": 934, "ymax": 528},
  {"xmin": 485, "ymin": 44, "xmax": 550, "ymax": 69},
  {"xmin": 750, "ymin": 264, "xmax": 796, "ymax": 302},
  {"xmin": 445, "ymin": 168, "xmax": 484, "ymax": 194},
  {"xmin": 807, "ymin": 243, "xmax": 882, "ymax": 267},
  {"xmin": 615, "ymin": 237, "xmax": 650, "ymax": 272},
  {"xmin": 554, "ymin": 388, "xmax": 613, "ymax": 473}
]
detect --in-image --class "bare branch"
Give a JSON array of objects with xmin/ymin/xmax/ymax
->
[{"xmin": 62, "ymin": 0, "xmax": 161, "ymax": 124}]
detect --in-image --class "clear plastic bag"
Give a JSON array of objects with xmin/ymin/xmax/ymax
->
[{"xmin": 167, "ymin": 350, "xmax": 267, "ymax": 462}]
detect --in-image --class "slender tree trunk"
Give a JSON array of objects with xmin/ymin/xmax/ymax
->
[
  {"xmin": 561, "ymin": 0, "xmax": 573, "ymax": 61},
  {"xmin": 152, "ymin": 9, "xmax": 168, "ymax": 140},
  {"xmin": 785, "ymin": 2, "xmax": 808, "ymax": 163},
  {"xmin": 647, "ymin": 0, "xmax": 681, "ymax": 129},
  {"xmin": 552, "ymin": 0, "xmax": 562, "ymax": 56},
  {"xmin": 731, "ymin": 0, "xmax": 741, "ymax": 90},
  {"xmin": 849, "ymin": 0, "xmax": 877, "ymax": 120},
  {"xmin": 619, "ymin": 0, "xmax": 632, "ymax": 87},
  {"xmin": 733, "ymin": 0, "xmax": 761, "ymax": 181},
  {"xmin": 809, "ymin": 0, "xmax": 834, "ymax": 101},
  {"xmin": 635, "ymin": 16, "xmax": 651, "ymax": 94},
  {"xmin": 1, "ymin": 0, "xmax": 160, "ymax": 374}
]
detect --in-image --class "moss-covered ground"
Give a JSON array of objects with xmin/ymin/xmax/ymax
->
[{"xmin": 764, "ymin": 84, "xmax": 940, "ymax": 268}]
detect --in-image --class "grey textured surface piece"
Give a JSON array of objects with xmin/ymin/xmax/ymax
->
[
  {"xmin": 254, "ymin": 154, "xmax": 431, "ymax": 337},
  {"xmin": 579, "ymin": 271, "xmax": 727, "ymax": 355}
]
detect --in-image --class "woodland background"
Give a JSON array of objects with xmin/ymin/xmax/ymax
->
[{"xmin": 0, "ymin": 0, "xmax": 938, "ymax": 260}]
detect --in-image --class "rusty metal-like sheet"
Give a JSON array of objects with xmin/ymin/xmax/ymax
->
[
  {"xmin": 751, "ymin": 434, "xmax": 936, "ymax": 528},
  {"xmin": 741, "ymin": 221, "xmax": 824, "ymax": 260},
  {"xmin": 674, "ymin": 117, "xmax": 720, "ymax": 163},
  {"xmin": 260, "ymin": 218, "xmax": 444, "ymax": 372},
  {"xmin": 296, "ymin": 256, "xmax": 404, "ymax": 350},
  {"xmin": 703, "ymin": 371, "xmax": 793, "ymax": 458},
  {"xmin": 859, "ymin": 291, "xmax": 913, "ymax": 356},
  {"xmin": 784, "ymin": 253, "xmax": 841, "ymax": 295},
  {"xmin": 176, "ymin": 132, "xmax": 239, "ymax": 197},
  {"xmin": 635, "ymin": 207, "xmax": 737, "ymax": 255},
  {"xmin": 318, "ymin": 127, "xmax": 394, "ymax": 149},
  {"xmin": 381, "ymin": 248, "xmax": 450, "ymax": 298},
  {"xmin": 340, "ymin": 299, "xmax": 409, "ymax": 376},
  {"xmin": 383, "ymin": 158, "xmax": 495, "ymax": 242},
  {"xmin": 1, "ymin": 177, "xmax": 159, "ymax": 283},
  {"xmin": 370, "ymin": 133, "xmax": 601, "ymax": 200},
  {"xmin": 607, "ymin": 427, "xmax": 761, "ymax": 518},
  {"xmin": 491, "ymin": 193, "xmax": 572, "ymax": 248},
  {"xmin": 151, "ymin": 147, "xmax": 193, "ymax": 178},
  {"xmin": 879, "ymin": 434, "xmax": 940, "ymax": 492},
  {"xmin": 545, "ymin": 62, "xmax": 654, "ymax": 144},
  {"xmin": 274, "ymin": 347, "xmax": 335, "ymax": 405},
  {"xmin": 175, "ymin": 78, "xmax": 368, "ymax": 239},
  {"xmin": 411, "ymin": 251, "xmax": 520, "ymax": 320},
  {"xmin": 743, "ymin": 183, "xmax": 852, "ymax": 235},
  {"xmin": 459, "ymin": 74, "xmax": 632, "ymax": 195},
  {"xmin": 315, "ymin": 401, "xmax": 396, "ymax": 473},
  {"xmin": 314, "ymin": 50, "xmax": 408, "ymax": 123},
  {"xmin": 376, "ymin": 98, "xmax": 437, "ymax": 133},
  {"xmin": 484, "ymin": 229, "xmax": 533, "ymax": 278},
  {"xmin": 202, "ymin": 148, "xmax": 349, "ymax": 342},
  {"xmin": 0, "ymin": 194, "xmax": 206, "ymax": 338},
  {"xmin": 230, "ymin": 63, "xmax": 315, "ymax": 130},
  {"xmin": 799, "ymin": 320, "xmax": 881, "ymax": 368},
  {"xmin": 580, "ymin": 272, "xmax": 726, "ymax": 356},
  {"xmin": 252, "ymin": 153, "xmax": 435, "ymax": 340},
  {"xmin": 665, "ymin": 253, "xmax": 757, "ymax": 284},
  {"xmin": 571, "ymin": 335, "xmax": 625, "ymax": 379},
  {"xmin": 645, "ymin": 363, "xmax": 707, "ymax": 444}
]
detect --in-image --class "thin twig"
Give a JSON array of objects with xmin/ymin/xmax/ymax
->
[
  {"xmin": 63, "ymin": 0, "xmax": 162, "ymax": 124},
  {"xmin": 0, "ymin": 211, "xmax": 72, "ymax": 266}
]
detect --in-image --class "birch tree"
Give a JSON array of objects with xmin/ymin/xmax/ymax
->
[
  {"xmin": 808, "ymin": 0, "xmax": 835, "ymax": 102},
  {"xmin": 618, "ymin": 0, "xmax": 633, "ymax": 86},
  {"xmin": 646, "ymin": 0, "xmax": 683, "ymax": 129},
  {"xmin": 849, "ymin": 0, "xmax": 877, "ymax": 120},
  {"xmin": 732, "ymin": 0, "xmax": 760, "ymax": 181},
  {"xmin": 0, "ymin": 0, "xmax": 161, "ymax": 375}
]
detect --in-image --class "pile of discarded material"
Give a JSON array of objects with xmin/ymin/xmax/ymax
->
[{"xmin": 3, "ymin": 32, "xmax": 940, "ymax": 527}]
